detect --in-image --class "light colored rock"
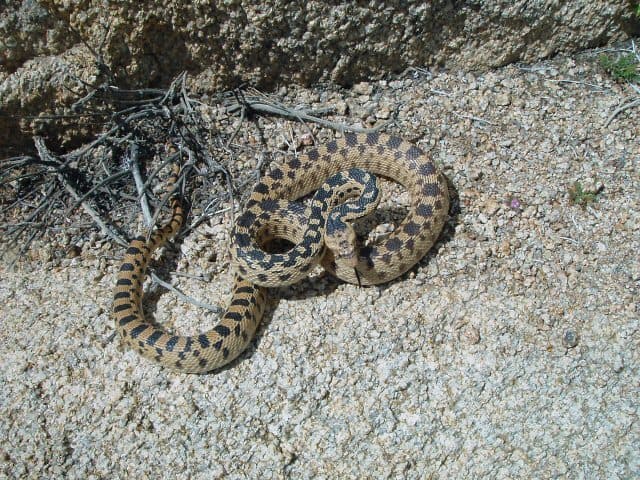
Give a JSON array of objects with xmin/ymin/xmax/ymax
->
[
  {"xmin": 1, "ymin": 46, "xmax": 639, "ymax": 480},
  {"xmin": 1, "ymin": 0, "xmax": 639, "ymax": 151},
  {"xmin": 495, "ymin": 93, "xmax": 512, "ymax": 106}
]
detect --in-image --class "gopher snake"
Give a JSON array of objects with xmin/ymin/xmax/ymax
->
[{"xmin": 113, "ymin": 132, "xmax": 449, "ymax": 373}]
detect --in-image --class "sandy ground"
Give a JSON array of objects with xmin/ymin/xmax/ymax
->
[{"xmin": 1, "ymin": 47, "xmax": 639, "ymax": 478}]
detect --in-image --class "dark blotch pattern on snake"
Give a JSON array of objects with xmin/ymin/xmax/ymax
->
[{"xmin": 113, "ymin": 133, "xmax": 449, "ymax": 373}]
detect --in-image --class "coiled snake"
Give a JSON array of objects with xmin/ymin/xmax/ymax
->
[{"xmin": 113, "ymin": 132, "xmax": 449, "ymax": 373}]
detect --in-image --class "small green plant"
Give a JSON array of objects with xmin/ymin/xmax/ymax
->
[
  {"xmin": 569, "ymin": 181, "xmax": 600, "ymax": 207},
  {"xmin": 599, "ymin": 53, "xmax": 640, "ymax": 82}
]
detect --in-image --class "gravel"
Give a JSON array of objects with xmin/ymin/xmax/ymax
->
[{"xmin": 1, "ymin": 49, "xmax": 639, "ymax": 479}]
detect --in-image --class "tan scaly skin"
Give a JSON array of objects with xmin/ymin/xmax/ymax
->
[{"xmin": 113, "ymin": 133, "xmax": 449, "ymax": 373}]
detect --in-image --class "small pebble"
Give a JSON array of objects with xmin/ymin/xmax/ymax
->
[
  {"xmin": 562, "ymin": 329, "xmax": 579, "ymax": 348},
  {"xmin": 460, "ymin": 325, "xmax": 481, "ymax": 344}
]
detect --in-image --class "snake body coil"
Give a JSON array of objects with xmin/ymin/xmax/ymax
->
[{"xmin": 113, "ymin": 133, "xmax": 449, "ymax": 373}]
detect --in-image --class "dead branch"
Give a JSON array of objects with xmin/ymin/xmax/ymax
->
[
  {"xmin": 605, "ymin": 97, "xmax": 640, "ymax": 127},
  {"xmin": 1, "ymin": 75, "xmax": 395, "ymax": 266}
]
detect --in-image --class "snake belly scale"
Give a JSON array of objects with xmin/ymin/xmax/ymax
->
[{"xmin": 113, "ymin": 132, "xmax": 449, "ymax": 373}]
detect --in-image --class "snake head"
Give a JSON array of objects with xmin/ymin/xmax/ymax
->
[{"xmin": 325, "ymin": 227, "xmax": 358, "ymax": 267}]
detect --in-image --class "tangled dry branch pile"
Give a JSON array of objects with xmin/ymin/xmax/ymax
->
[{"xmin": 0, "ymin": 72, "xmax": 377, "ymax": 266}]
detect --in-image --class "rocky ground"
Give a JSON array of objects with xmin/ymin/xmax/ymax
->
[{"xmin": 1, "ymin": 46, "xmax": 639, "ymax": 478}]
